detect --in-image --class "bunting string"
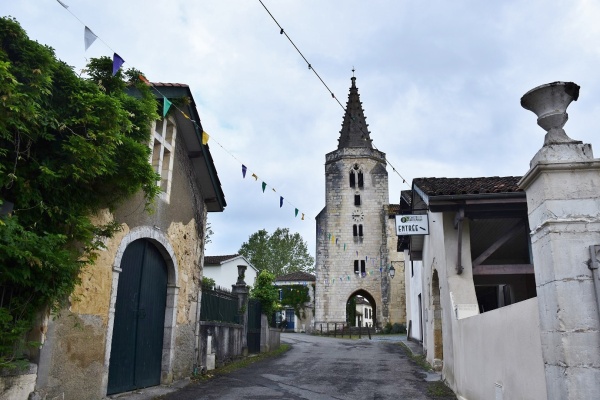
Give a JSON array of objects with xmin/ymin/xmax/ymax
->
[
  {"xmin": 54, "ymin": 0, "xmax": 310, "ymax": 221},
  {"xmin": 256, "ymin": 0, "xmax": 411, "ymax": 188}
]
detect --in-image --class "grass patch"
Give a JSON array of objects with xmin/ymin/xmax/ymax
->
[
  {"xmin": 427, "ymin": 380, "xmax": 455, "ymax": 398},
  {"xmin": 194, "ymin": 344, "xmax": 291, "ymax": 381},
  {"xmin": 398, "ymin": 342, "xmax": 432, "ymax": 371}
]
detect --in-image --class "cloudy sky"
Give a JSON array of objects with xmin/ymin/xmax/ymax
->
[{"xmin": 4, "ymin": 1, "xmax": 600, "ymax": 260}]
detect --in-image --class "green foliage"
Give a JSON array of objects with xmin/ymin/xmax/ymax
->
[
  {"xmin": 0, "ymin": 17, "xmax": 160, "ymax": 368},
  {"xmin": 250, "ymin": 270, "xmax": 279, "ymax": 319},
  {"xmin": 346, "ymin": 297, "xmax": 357, "ymax": 326},
  {"xmin": 280, "ymin": 285, "xmax": 310, "ymax": 319},
  {"xmin": 239, "ymin": 228, "xmax": 314, "ymax": 277},
  {"xmin": 382, "ymin": 322, "xmax": 405, "ymax": 334},
  {"xmin": 201, "ymin": 276, "xmax": 216, "ymax": 290}
]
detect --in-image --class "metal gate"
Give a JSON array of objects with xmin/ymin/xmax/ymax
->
[
  {"xmin": 107, "ymin": 239, "xmax": 168, "ymax": 395},
  {"xmin": 247, "ymin": 299, "xmax": 262, "ymax": 354}
]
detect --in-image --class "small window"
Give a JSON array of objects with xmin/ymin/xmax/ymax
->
[
  {"xmin": 360, "ymin": 260, "xmax": 366, "ymax": 274},
  {"xmin": 353, "ymin": 224, "xmax": 358, "ymax": 237},
  {"xmin": 349, "ymin": 171, "xmax": 356, "ymax": 188},
  {"xmin": 354, "ymin": 195, "xmax": 361, "ymax": 206},
  {"xmin": 358, "ymin": 224, "xmax": 363, "ymax": 237},
  {"xmin": 358, "ymin": 172, "xmax": 364, "ymax": 188},
  {"xmin": 354, "ymin": 260, "xmax": 359, "ymax": 274}
]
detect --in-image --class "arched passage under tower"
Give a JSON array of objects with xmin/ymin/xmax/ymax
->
[{"xmin": 346, "ymin": 289, "xmax": 377, "ymax": 328}]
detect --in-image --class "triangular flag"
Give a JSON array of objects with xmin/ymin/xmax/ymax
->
[
  {"xmin": 262, "ymin": 182, "xmax": 266, "ymax": 192},
  {"xmin": 252, "ymin": 173, "xmax": 258, "ymax": 181},
  {"xmin": 57, "ymin": 0, "xmax": 69, "ymax": 9},
  {"xmin": 201, "ymin": 131, "xmax": 209, "ymax": 145},
  {"xmin": 182, "ymin": 112, "xmax": 190, "ymax": 119},
  {"xmin": 301, "ymin": 213, "xmax": 304, "ymax": 220},
  {"xmin": 279, "ymin": 196, "xmax": 283, "ymax": 208},
  {"xmin": 343, "ymin": 243, "xmax": 346, "ymax": 251},
  {"xmin": 84, "ymin": 27, "xmax": 97, "ymax": 51},
  {"xmin": 112, "ymin": 53, "xmax": 125, "ymax": 76},
  {"xmin": 242, "ymin": 165, "xmax": 247, "ymax": 178},
  {"xmin": 163, "ymin": 98, "xmax": 172, "ymax": 117},
  {"xmin": 139, "ymin": 74, "xmax": 150, "ymax": 85},
  {"xmin": 295, "ymin": 208, "xmax": 298, "ymax": 217},
  {"xmin": 272, "ymin": 188, "xmax": 276, "ymax": 192}
]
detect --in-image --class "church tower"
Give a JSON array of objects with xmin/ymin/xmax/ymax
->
[{"xmin": 315, "ymin": 76, "xmax": 392, "ymax": 329}]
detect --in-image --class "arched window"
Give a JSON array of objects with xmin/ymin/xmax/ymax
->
[
  {"xmin": 358, "ymin": 224, "xmax": 363, "ymax": 237},
  {"xmin": 354, "ymin": 195, "xmax": 361, "ymax": 206},
  {"xmin": 358, "ymin": 172, "xmax": 364, "ymax": 188},
  {"xmin": 353, "ymin": 225, "xmax": 358, "ymax": 237},
  {"xmin": 354, "ymin": 260, "xmax": 359, "ymax": 274},
  {"xmin": 349, "ymin": 171, "xmax": 356, "ymax": 187}
]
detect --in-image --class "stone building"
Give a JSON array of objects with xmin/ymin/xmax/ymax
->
[
  {"xmin": 314, "ymin": 76, "xmax": 405, "ymax": 330},
  {"xmin": 31, "ymin": 83, "xmax": 226, "ymax": 400}
]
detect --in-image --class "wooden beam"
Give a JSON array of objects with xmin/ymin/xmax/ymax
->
[
  {"xmin": 472, "ymin": 220, "xmax": 526, "ymax": 267},
  {"xmin": 473, "ymin": 264, "xmax": 534, "ymax": 275}
]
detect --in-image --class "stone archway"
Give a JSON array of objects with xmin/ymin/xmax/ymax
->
[
  {"xmin": 346, "ymin": 289, "xmax": 377, "ymax": 328},
  {"xmin": 102, "ymin": 226, "xmax": 179, "ymax": 395},
  {"xmin": 431, "ymin": 269, "xmax": 443, "ymax": 370}
]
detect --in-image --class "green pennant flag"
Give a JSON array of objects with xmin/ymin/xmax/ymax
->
[
  {"xmin": 163, "ymin": 98, "xmax": 172, "ymax": 117},
  {"xmin": 262, "ymin": 182, "xmax": 266, "ymax": 192},
  {"xmin": 295, "ymin": 208, "xmax": 299, "ymax": 217}
]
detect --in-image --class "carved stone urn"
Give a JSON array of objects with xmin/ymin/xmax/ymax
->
[{"xmin": 520, "ymin": 81, "xmax": 581, "ymax": 145}]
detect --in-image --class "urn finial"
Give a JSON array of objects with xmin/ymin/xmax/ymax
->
[{"xmin": 521, "ymin": 82, "xmax": 580, "ymax": 146}]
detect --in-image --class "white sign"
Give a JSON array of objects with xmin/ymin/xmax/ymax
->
[{"xmin": 396, "ymin": 214, "xmax": 429, "ymax": 235}]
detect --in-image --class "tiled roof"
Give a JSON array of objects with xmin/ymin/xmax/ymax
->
[
  {"xmin": 151, "ymin": 82, "xmax": 189, "ymax": 88},
  {"xmin": 388, "ymin": 204, "xmax": 400, "ymax": 215},
  {"xmin": 275, "ymin": 271, "xmax": 316, "ymax": 282},
  {"xmin": 204, "ymin": 254, "xmax": 240, "ymax": 265},
  {"xmin": 413, "ymin": 177, "xmax": 523, "ymax": 196}
]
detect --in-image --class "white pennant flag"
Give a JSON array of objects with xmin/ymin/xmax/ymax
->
[{"xmin": 84, "ymin": 27, "xmax": 97, "ymax": 51}]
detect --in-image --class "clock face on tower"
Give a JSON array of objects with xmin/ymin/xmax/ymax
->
[{"xmin": 352, "ymin": 209, "xmax": 364, "ymax": 222}]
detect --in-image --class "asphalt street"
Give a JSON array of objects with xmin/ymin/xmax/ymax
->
[{"xmin": 157, "ymin": 333, "xmax": 455, "ymax": 400}]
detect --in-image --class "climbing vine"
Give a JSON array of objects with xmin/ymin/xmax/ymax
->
[
  {"xmin": 280, "ymin": 285, "xmax": 311, "ymax": 319},
  {"xmin": 0, "ymin": 17, "xmax": 160, "ymax": 369}
]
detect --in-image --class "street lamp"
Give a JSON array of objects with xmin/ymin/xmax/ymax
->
[{"xmin": 389, "ymin": 265, "xmax": 396, "ymax": 279}]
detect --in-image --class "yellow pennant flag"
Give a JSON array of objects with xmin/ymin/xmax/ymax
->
[
  {"xmin": 252, "ymin": 173, "xmax": 258, "ymax": 181},
  {"xmin": 182, "ymin": 112, "xmax": 190, "ymax": 120},
  {"xmin": 301, "ymin": 213, "xmax": 305, "ymax": 220},
  {"xmin": 201, "ymin": 131, "xmax": 210, "ymax": 145}
]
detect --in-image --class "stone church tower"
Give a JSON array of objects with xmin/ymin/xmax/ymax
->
[{"xmin": 315, "ymin": 76, "xmax": 393, "ymax": 329}]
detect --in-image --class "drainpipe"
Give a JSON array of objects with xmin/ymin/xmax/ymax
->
[
  {"xmin": 589, "ymin": 245, "xmax": 600, "ymax": 321},
  {"xmin": 454, "ymin": 208, "xmax": 464, "ymax": 274},
  {"xmin": 193, "ymin": 288, "xmax": 202, "ymax": 375}
]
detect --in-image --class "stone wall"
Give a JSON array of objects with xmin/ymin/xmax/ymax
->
[
  {"xmin": 32, "ymin": 118, "xmax": 209, "ymax": 399},
  {"xmin": 260, "ymin": 315, "xmax": 281, "ymax": 353},
  {"xmin": 199, "ymin": 322, "xmax": 244, "ymax": 370},
  {"xmin": 315, "ymin": 147, "xmax": 391, "ymax": 329}
]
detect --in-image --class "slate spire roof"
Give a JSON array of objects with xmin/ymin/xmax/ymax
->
[{"xmin": 338, "ymin": 76, "xmax": 373, "ymax": 149}]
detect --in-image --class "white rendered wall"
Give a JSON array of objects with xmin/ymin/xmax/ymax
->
[
  {"xmin": 203, "ymin": 259, "xmax": 257, "ymax": 289},
  {"xmin": 453, "ymin": 298, "xmax": 547, "ymax": 400}
]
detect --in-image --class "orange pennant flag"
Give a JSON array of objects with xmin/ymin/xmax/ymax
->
[{"xmin": 138, "ymin": 74, "xmax": 150, "ymax": 85}]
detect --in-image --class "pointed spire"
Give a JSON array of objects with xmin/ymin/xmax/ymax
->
[{"xmin": 338, "ymin": 75, "xmax": 372, "ymax": 149}]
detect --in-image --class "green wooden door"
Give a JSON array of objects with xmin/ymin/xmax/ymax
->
[{"xmin": 107, "ymin": 239, "xmax": 168, "ymax": 395}]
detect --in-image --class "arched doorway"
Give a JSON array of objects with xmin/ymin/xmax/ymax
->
[
  {"xmin": 107, "ymin": 239, "xmax": 168, "ymax": 395},
  {"xmin": 346, "ymin": 289, "xmax": 377, "ymax": 328}
]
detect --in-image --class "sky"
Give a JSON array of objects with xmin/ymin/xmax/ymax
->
[{"xmin": 4, "ymin": 1, "xmax": 600, "ymax": 260}]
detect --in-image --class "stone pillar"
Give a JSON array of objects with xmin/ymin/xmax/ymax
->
[
  {"xmin": 519, "ymin": 82, "xmax": 600, "ymax": 399},
  {"xmin": 232, "ymin": 265, "xmax": 249, "ymax": 356}
]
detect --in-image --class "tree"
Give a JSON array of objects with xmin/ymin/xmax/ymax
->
[
  {"xmin": 0, "ymin": 17, "xmax": 160, "ymax": 368},
  {"xmin": 239, "ymin": 228, "xmax": 314, "ymax": 277},
  {"xmin": 250, "ymin": 270, "xmax": 279, "ymax": 319}
]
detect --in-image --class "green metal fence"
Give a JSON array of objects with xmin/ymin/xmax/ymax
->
[{"xmin": 200, "ymin": 287, "xmax": 239, "ymax": 324}]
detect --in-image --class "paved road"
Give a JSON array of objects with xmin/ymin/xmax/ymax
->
[{"xmin": 159, "ymin": 333, "xmax": 455, "ymax": 400}]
